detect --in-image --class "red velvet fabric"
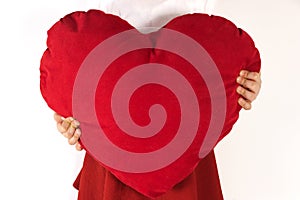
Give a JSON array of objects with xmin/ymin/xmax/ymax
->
[
  {"xmin": 74, "ymin": 151, "xmax": 223, "ymax": 200},
  {"xmin": 40, "ymin": 10, "xmax": 261, "ymax": 198}
]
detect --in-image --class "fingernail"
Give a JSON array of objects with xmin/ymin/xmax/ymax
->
[
  {"xmin": 73, "ymin": 120, "xmax": 80, "ymax": 126},
  {"xmin": 253, "ymin": 74, "xmax": 258, "ymax": 80},
  {"xmin": 240, "ymin": 70, "xmax": 246, "ymax": 76},
  {"xmin": 76, "ymin": 143, "xmax": 83, "ymax": 151},
  {"xmin": 75, "ymin": 129, "xmax": 81, "ymax": 136},
  {"xmin": 245, "ymin": 103, "xmax": 251, "ymax": 110},
  {"xmin": 237, "ymin": 76, "xmax": 242, "ymax": 83}
]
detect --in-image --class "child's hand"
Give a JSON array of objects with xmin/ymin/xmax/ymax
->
[
  {"xmin": 54, "ymin": 113, "xmax": 83, "ymax": 151},
  {"xmin": 236, "ymin": 70, "xmax": 262, "ymax": 110}
]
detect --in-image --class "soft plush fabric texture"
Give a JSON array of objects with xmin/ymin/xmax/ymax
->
[{"xmin": 40, "ymin": 10, "xmax": 260, "ymax": 198}]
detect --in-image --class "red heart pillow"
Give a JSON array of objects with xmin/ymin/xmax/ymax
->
[{"xmin": 40, "ymin": 10, "xmax": 260, "ymax": 198}]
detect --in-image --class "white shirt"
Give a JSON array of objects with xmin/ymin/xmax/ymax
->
[{"xmin": 86, "ymin": 0, "xmax": 216, "ymax": 32}]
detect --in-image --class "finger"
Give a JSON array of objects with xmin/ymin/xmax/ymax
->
[
  {"xmin": 71, "ymin": 119, "xmax": 80, "ymax": 128},
  {"xmin": 236, "ymin": 86, "xmax": 256, "ymax": 102},
  {"xmin": 57, "ymin": 122, "xmax": 67, "ymax": 134},
  {"xmin": 238, "ymin": 97, "xmax": 252, "ymax": 110},
  {"xmin": 240, "ymin": 70, "xmax": 261, "ymax": 82},
  {"xmin": 67, "ymin": 119, "xmax": 80, "ymax": 134},
  {"xmin": 54, "ymin": 113, "xmax": 64, "ymax": 124},
  {"xmin": 75, "ymin": 142, "xmax": 83, "ymax": 151},
  {"xmin": 236, "ymin": 77, "xmax": 259, "ymax": 93},
  {"xmin": 66, "ymin": 119, "xmax": 80, "ymax": 139},
  {"xmin": 61, "ymin": 117, "xmax": 74, "ymax": 133},
  {"xmin": 68, "ymin": 128, "xmax": 81, "ymax": 145},
  {"xmin": 67, "ymin": 124, "xmax": 76, "ymax": 139}
]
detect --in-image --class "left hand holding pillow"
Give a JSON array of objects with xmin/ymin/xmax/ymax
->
[{"xmin": 237, "ymin": 70, "xmax": 262, "ymax": 110}]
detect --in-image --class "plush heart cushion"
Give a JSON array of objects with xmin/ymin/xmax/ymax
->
[{"xmin": 40, "ymin": 10, "xmax": 260, "ymax": 198}]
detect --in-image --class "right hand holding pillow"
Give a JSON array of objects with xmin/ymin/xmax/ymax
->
[{"xmin": 54, "ymin": 113, "xmax": 83, "ymax": 151}]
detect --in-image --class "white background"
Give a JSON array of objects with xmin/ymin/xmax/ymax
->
[{"xmin": 0, "ymin": 0, "xmax": 299, "ymax": 199}]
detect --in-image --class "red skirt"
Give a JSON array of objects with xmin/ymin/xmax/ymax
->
[{"xmin": 74, "ymin": 151, "xmax": 223, "ymax": 200}]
